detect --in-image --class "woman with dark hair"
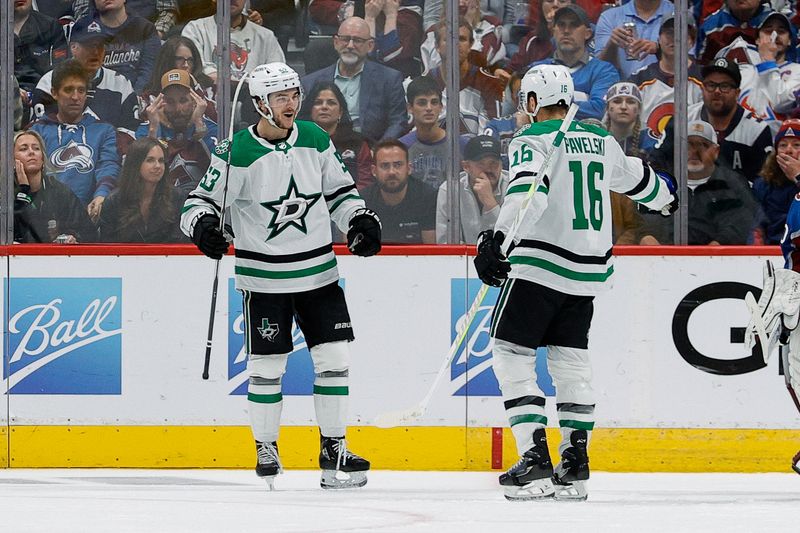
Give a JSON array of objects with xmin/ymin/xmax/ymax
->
[
  {"xmin": 300, "ymin": 81, "xmax": 374, "ymax": 190},
  {"xmin": 143, "ymin": 35, "xmax": 217, "ymax": 122},
  {"xmin": 754, "ymin": 119, "xmax": 800, "ymax": 245},
  {"xmin": 13, "ymin": 130, "xmax": 97, "ymax": 243},
  {"xmin": 98, "ymin": 137, "xmax": 186, "ymax": 243}
]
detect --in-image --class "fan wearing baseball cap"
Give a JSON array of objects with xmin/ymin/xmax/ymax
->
[
  {"xmin": 135, "ymin": 69, "xmax": 218, "ymax": 198},
  {"xmin": 640, "ymin": 120, "xmax": 757, "ymax": 245},
  {"xmin": 753, "ymin": 119, "xmax": 800, "ymax": 244},
  {"xmin": 435, "ymin": 135, "xmax": 509, "ymax": 244}
]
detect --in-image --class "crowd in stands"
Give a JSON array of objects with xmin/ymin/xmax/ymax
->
[{"xmin": 12, "ymin": 0, "xmax": 800, "ymax": 246}]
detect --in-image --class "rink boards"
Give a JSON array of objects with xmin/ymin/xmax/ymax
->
[{"xmin": 1, "ymin": 245, "xmax": 798, "ymax": 472}]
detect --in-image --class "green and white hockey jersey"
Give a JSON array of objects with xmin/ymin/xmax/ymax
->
[
  {"xmin": 181, "ymin": 120, "xmax": 365, "ymax": 293},
  {"xmin": 497, "ymin": 119, "xmax": 674, "ymax": 296}
]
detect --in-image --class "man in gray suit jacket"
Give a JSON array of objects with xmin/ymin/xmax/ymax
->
[{"xmin": 301, "ymin": 16, "xmax": 407, "ymax": 143}]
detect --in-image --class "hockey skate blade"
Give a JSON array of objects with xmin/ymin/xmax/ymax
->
[
  {"xmin": 554, "ymin": 480, "xmax": 588, "ymax": 501},
  {"xmin": 372, "ymin": 407, "xmax": 424, "ymax": 428},
  {"xmin": 320, "ymin": 469, "xmax": 368, "ymax": 490},
  {"xmin": 503, "ymin": 478, "xmax": 555, "ymax": 501},
  {"xmin": 260, "ymin": 475, "xmax": 278, "ymax": 491}
]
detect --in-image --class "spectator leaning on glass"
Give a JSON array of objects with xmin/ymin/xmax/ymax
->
[
  {"xmin": 301, "ymin": 81, "xmax": 375, "ymax": 191},
  {"xmin": 75, "ymin": 0, "xmax": 161, "ymax": 92},
  {"xmin": 136, "ymin": 69, "xmax": 218, "ymax": 198},
  {"xmin": 754, "ymin": 119, "xmax": 800, "ymax": 245},
  {"xmin": 98, "ymin": 137, "xmax": 186, "ymax": 243},
  {"xmin": 13, "ymin": 130, "xmax": 97, "ymax": 244},
  {"xmin": 33, "ymin": 17, "xmax": 140, "ymax": 139},
  {"xmin": 301, "ymin": 16, "xmax": 408, "ymax": 143},
  {"xmin": 435, "ymin": 135, "xmax": 508, "ymax": 244},
  {"xmin": 640, "ymin": 120, "xmax": 756, "ymax": 245},
  {"xmin": 361, "ymin": 139, "xmax": 437, "ymax": 244},
  {"xmin": 30, "ymin": 59, "xmax": 120, "ymax": 222},
  {"xmin": 143, "ymin": 36, "xmax": 218, "ymax": 123},
  {"xmin": 534, "ymin": 4, "xmax": 620, "ymax": 121},
  {"xmin": 594, "ymin": 0, "xmax": 674, "ymax": 80}
]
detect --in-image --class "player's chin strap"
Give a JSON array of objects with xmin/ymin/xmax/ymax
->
[
  {"xmin": 745, "ymin": 260, "xmax": 800, "ymax": 364},
  {"xmin": 254, "ymin": 97, "xmax": 280, "ymax": 129}
]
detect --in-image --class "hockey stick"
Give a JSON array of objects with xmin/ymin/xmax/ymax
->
[
  {"xmin": 202, "ymin": 73, "xmax": 251, "ymax": 380},
  {"xmin": 373, "ymin": 104, "xmax": 579, "ymax": 427}
]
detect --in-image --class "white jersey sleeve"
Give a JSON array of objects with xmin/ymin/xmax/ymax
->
[
  {"xmin": 609, "ymin": 151, "xmax": 674, "ymax": 213},
  {"xmin": 316, "ymin": 124, "xmax": 366, "ymax": 233}
]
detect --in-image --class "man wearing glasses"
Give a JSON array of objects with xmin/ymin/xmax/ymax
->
[
  {"xmin": 651, "ymin": 57, "xmax": 773, "ymax": 183},
  {"xmin": 302, "ymin": 16, "xmax": 407, "ymax": 143}
]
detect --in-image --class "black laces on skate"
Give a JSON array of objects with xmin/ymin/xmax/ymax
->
[{"xmin": 257, "ymin": 442, "xmax": 283, "ymax": 473}]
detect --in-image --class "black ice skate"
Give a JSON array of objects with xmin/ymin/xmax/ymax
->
[
  {"xmin": 793, "ymin": 449, "xmax": 800, "ymax": 475},
  {"xmin": 255, "ymin": 440, "xmax": 283, "ymax": 490},
  {"xmin": 552, "ymin": 429, "xmax": 590, "ymax": 501},
  {"xmin": 499, "ymin": 428, "xmax": 555, "ymax": 501},
  {"xmin": 319, "ymin": 436, "xmax": 370, "ymax": 490}
]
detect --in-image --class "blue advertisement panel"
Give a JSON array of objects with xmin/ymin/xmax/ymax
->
[
  {"xmin": 4, "ymin": 278, "xmax": 122, "ymax": 394},
  {"xmin": 450, "ymin": 279, "xmax": 554, "ymax": 397}
]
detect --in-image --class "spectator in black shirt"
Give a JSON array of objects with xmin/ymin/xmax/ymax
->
[
  {"xmin": 14, "ymin": 0, "xmax": 67, "ymax": 101},
  {"xmin": 361, "ymin": 139, "xmax": 437, "ymax": 243}
]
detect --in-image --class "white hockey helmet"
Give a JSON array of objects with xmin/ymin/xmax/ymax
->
[
  {"xmin": 248, "ymin": 62, "xmax": 303, "ymax": 126},
  {"xmin": 518, "ymin": 64, "xmax": 574, "ymax": 118}
]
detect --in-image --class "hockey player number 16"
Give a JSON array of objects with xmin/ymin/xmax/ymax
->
[
  {"xmin": 569, "ymin": 160, "xmax": 604, "ymax": 231},
  {"xmin": 510, "ymin": 144, "xmax": 534, "ymax": 168}
]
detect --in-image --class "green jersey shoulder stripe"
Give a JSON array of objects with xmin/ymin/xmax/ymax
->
[
  {"xmin": 235, "ymin": 243, "xmax": 333, "ymax": 264},
  {"xmin": 235, "ymin": 258, "xmax": 338, "ymax": 280},
  {"xmin": 293, "ymin": 120, "xmax": 331, "ymax": 152},
  {"xmin": 516, "ymin": 239, "xmax": 612, "ymax": 265},
  {"xmin": 509, "ymin": 256, "xmax": 614, "ymax": 282}
]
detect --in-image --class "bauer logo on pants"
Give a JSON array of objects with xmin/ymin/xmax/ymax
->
[
  {"xmin": 450, "ymin": 279, "xmax": 554, "ymax": 397},
  {"xmin": 227, "ymin": 278, "xmax": 315, "ymax": 395},
  {"xmin": 4, "ymin": 278, "xmax": 123, "ymax": 394}
]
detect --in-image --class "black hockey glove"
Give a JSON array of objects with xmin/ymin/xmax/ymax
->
[
  {"xmin": 347, "ymin": 208, "xmax": 381, "ymax": 257},
  {"xmin": 474, "ymin": 230, "xmax": 511, "ymax": 287},
  {"xmin": 192, "ymin": 214, "xmax": 230, "ymax": 260}
]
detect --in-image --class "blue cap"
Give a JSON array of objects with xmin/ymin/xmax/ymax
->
[{"xmin": 70, "ymin": 18, "xmax": 113, "ymax": 45}]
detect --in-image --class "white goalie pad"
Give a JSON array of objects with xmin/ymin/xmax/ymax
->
[
  {"xmin": 745, "ymin": 261, "xmax": 800, "ymax": 363},
  {"xmin": 782, "ymin": 330, "xmax": 800, "ymax": 415}
]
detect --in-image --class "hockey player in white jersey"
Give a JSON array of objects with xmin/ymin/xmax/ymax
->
[
  {"xmin": 474, "ymin": 64, "xmax": 678, "ymax": 501},
  {"xmin": 181, "ymin": 62, "xmax": 381, "ymax": 490}
]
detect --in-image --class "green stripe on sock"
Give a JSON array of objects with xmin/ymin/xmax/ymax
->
[
  {"xmin": 509, "ymin": 413, "xmax": 547, "ymax": 427},
  {"xmin": 313, "ymin": 385, "xmax": 349, "ymax": 395},
  {"xmin": 247, "ymin": 392, "xmax": 282, "ymax": 404},
  {"xmin": 559, "ymin": 419, "xmax": 595, "ymax": 430}
]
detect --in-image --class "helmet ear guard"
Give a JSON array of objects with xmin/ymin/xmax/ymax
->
[
  {"xmin": 247, "ymin": 62, "xmax": 304, "ymax": 128},
  {"xmin": 518, "ymin": 64, "xmax": 574, "ymax": 119}
]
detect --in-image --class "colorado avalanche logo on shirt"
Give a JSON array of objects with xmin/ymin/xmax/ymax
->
[{"xmin": 50, "ymin": 140, "xmax": 95, "ymax": 174}]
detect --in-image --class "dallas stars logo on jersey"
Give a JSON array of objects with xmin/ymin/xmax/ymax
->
[{"xmin": 261, "ymin": 176, "xmax": 321, "ymax": 240}]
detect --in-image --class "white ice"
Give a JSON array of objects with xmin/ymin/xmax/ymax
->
[{"xmin": 0, "ymin": 470, "xmax": 797, "ymax": 532}]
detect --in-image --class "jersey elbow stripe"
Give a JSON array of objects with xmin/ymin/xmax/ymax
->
[
  {"xmin": 328, "ymin": 194, "xmax": 362, "ymax": 213},
  {"xmin": 324, "ymin": 184, "xmax": 357, "ymax": 202},
  {"xmin": 622, "ymin": 162, "xmax": 651, "ymax": 197},
  {"xmin": 185, "ymin": 193, "xmax": 222, "ymax": 213},
  {"xmin": 509, "ymin": 171, "xmax": 535, "ymax": 185}
]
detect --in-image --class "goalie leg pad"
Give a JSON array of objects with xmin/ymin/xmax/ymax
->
[
  {"xmin": 746, "ymin": 262, "xmax": 800, "ymax": 353},
  {"xmin": 311, "ymin": 342, "xmax": 350, "ymax": 438},
  {"xmin": 493, "ymin": 339, "xmax": 547, "ymax": 455},
  {"xmin": 247, "ymin": 354, "xmax": 289, "ymax": 444}
]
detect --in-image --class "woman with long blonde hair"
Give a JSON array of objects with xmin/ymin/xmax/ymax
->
[{"xmin": 13, "ymin": 130, "xmax": 96, "ymax": 243}]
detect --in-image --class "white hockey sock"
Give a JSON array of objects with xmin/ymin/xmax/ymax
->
[
  {"xmin": 248, "ymin": 376, "xmax": 283, "ymax": 443},
  {"xmin": 314, "ymin": 370, "xmax": 348, "ymax": 437},
  {"xmin": 504, "ymin": 395, "xmax": 548, "ymax": 455},
  {"xmin": 556, "ymin": 402, "xmax": 594, "ymax": 457}
]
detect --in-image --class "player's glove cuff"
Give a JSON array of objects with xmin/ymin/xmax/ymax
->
[
  {"xmin": 474, "ymin": 230, "xmax": 511, "ymax": 287},
  {"xmin": 192, "ymin": 214, "xmax": 230, "ymax": 260},
  {"xmin": 347, "ymin": 208, "xmax": 381, "ymax": 257}
]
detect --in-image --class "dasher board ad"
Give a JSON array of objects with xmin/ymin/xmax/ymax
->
[{"xmin": 3, "ymin": 253, "xmax": 797, "ymax": 429}]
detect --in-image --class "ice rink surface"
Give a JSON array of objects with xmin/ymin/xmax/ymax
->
[{"xmin": 0, "ymin": 470, "xmax": 797, "ymax": 532}]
